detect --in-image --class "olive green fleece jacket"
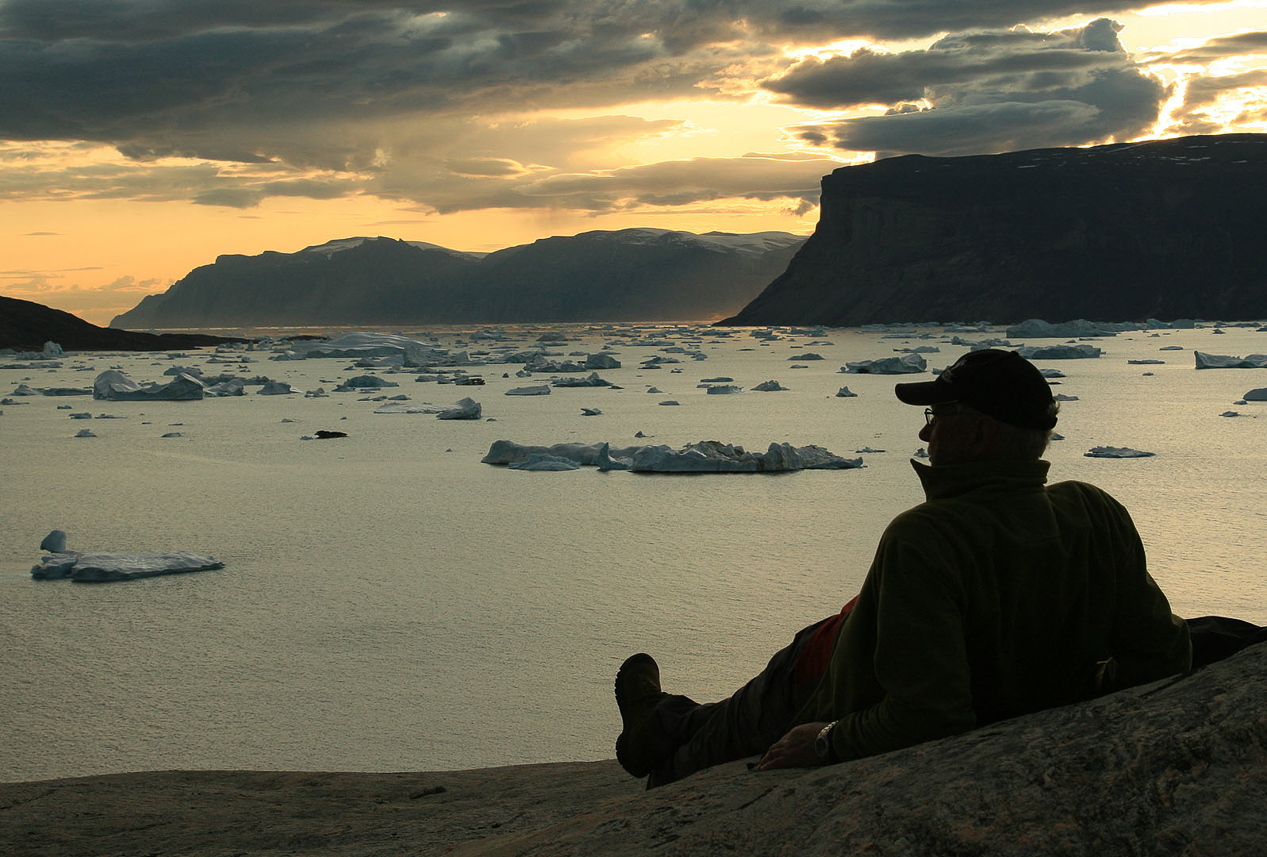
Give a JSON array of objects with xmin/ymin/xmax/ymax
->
[{"xmin": 797, "ymin": 458, "xmax": 1191, "ymax": 762}]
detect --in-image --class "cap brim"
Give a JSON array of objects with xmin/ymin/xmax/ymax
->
[{"xmin": 894, "ymin": 378, "xmax": 956, "ymax": 406}]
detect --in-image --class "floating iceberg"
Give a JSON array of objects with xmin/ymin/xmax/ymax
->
[
  {"xmin": 585, "ymin": 353, "xmax": 621, "ymax": 369},
  {"xmin": 437, "ymin": 397, "xmax": 482, "ymax": 420},
  {"xmin": 335, "ymin": 375, "xmax": 398, "ymax": 391},
  {"xmin": 1017, "ymin": 344, "xmax": 1102, "ymax": 360},
  {"xmin": 1194, "ymin": 352, "xmax": 1267, "ymax": 370},
  {"xmin": 93, "ymin": 370, "xmax": 205, "ymax": 401},
  {"xmin": 551, "ymin": 373, "xmax": 612, "ymax": 388},
  {"xmin": 257, "ymin": 379, "xmax": 295, "ymax": 395},
  {"xmin": 752, "ymin": 380, "xmax": 787, "ymax": 391},
  {"xmin": 281, "ymin": 332, "xmax": 448, "ymax": 364},
  {"xmin": 31, "ymin": 531, "xmax": 223, "ymax": 582},
  {"xmin": 706, "ymin": 384, "xmax": 743, "ymax": 394},
  {"xmin": 836, "ymin": 387, "xmax": 857, "ymax": 398},
  {"xmin": 482, "ymin": 441, "xmax": 644, "ymax": 466},
  {"xmin": 1085, "ymin": 446, "xmax": 1155, "ymax": 458},
  {"xmin": 1006, "ymin": 319, "xmax": 1132, "ymax": 338},
  {"xmin": 1244, "ymin": 388, "xmax": 1267, "ymax": 401},
  {"xmin": 841, "ymin": 354, "xmax": 926, "ymax": 374},
  {"xmin": 505, "ymin": 385, "xmax": 551, "ymax": 396},
  {"xmin": 484, "ymin": 440, "xmax": 862, "ymax": 473}
]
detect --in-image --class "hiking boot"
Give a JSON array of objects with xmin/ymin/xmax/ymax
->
[{"xmin": 614, "ymin": 652, "xmax": 668, "ymax": 778}]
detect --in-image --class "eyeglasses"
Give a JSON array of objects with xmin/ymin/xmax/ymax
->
[{"xmin": 924, "ymin": 405, "xmax": 962, "ymax": 426}]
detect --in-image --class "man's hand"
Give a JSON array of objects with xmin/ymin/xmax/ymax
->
[{"xmin": 755, "ymin": 721, "xmax": 831, "ymax": 771}]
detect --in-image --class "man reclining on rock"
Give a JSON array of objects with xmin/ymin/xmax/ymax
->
[{"xmin": 615, "ymin": 349, "xmax": 1195, "ymax": 788}]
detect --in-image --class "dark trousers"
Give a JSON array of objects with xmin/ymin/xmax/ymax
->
[
  {"xmin": 648, "ymin": 616, "xmax": 834, "ymax": 786},
  {"xmin": 644, "ymin": 614, "xmax": 1266, "ymax": 788}
]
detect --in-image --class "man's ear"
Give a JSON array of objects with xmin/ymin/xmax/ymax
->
[{"xmin": 971, "ymin": 417, "xmax": 1000, "ymax": 456}]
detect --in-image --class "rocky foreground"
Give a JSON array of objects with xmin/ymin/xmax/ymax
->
[{"xmin": 3, "ymin": 644, "xmax": 1264, "ymax": 856}]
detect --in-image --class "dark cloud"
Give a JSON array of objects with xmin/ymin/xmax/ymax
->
[
  {"xmin": 1161, "ymin": 30, "xmax": 1267, "ymax": 64},
  {"xmin": 765, "ymin": 18, "xmax": 1130, "ymax": 109},
  {"xmin": 775, "ymin": 19, "xmax": 1168, "ymax": 157},
  {"xmin": 0, "ymin": 1, "xmax": 1249, "ymax": 215}
]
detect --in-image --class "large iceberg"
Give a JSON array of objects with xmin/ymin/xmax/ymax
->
[
  {"xmin": 482, "ymin": 440, "xmax": 862, "ymax": 473},
  {"xmin": 1017, "ymin": 344, "xmax": 1102, "ymax": 360},
  {"xmin": 841, "ymin": 354, "xmax": 926, "ymax": 374},
  {"xmin": 1006, "ymin": 319, "xmax": 1133, "ymax": 338},
  {"xmin": 93, "ymin": 370, "xmax": 205, "ymax": 401},
  {"xmin": 1194, "ymin": 352, "xmax": 1267, "ymax": 369},
  {"xmin": 31, "ymin": 531, "xmax": 224, "ymax": 582},
  {"xmin": 279, "ymin": 332, "xmax": 449, "ymax": 365}
]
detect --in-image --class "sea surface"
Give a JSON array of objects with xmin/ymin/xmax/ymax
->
[{"xmin": 3, "ymin": 321, "xmax": 1266, "ymax": 783}]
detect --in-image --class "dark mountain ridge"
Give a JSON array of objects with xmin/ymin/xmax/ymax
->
[
  {"xmin": 721, "ymin": 133, "xmax": 1267, "ymax": 326},
  {"xmin": 0, "ymin": 295, "xmax": 246, "ymax": 352},
  {"xmin": 111, "ymin": 228, "xmax": 806, "ymax": 328}
]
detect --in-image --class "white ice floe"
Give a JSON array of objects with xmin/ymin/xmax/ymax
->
[
  {"xmin": 437, "ymin": 397, "xmax": 482, "ymax": 420},
  {"xmin": 1085, "ymin": 446, "xmax": 1155, "ymax": 458},
  {"xmin": 585, "ymin": 353, "xmax": 621, "ymax": 369},
  {"xmin": 335, "ymin": 375, "xmax": 398, "ymax": 391},
  {"xmin": 580, "ymin": 407, "xmax": 602, "ymax": 416},
  {"xmin": 505, "ymin": 384, "xmax": 551, "ymax": 396},
  {"xmin": 484, "ymin": 439, "xmax": 861, "ymax": 473},
  {"xmin": 257, "ymin": 379, "xmax": 295, "ymax": 395},
  {"xmin": 752, "ymin": 380, "xmax": 787, "ymax": 391},
  {"xmin": 706, "ymin": 384, "xmax": 743, "ymax": 394},
  {"xmin": 1006, "ymin": 319, "xmax": 1133, "ymax": 338},
  {"xmin": 1194, "ymin": 352, "xmax": 1267, "ymax": 370},
  {"xmin": 1017, "ymin": 344, "xmax": 1102, "ymax": 359},
  {"xmin": 205, "ymin": 378, "xmax": 246, "ymax": 396},
  {"xmin": 841, "ymin": 354, "xmax": 926, "ymax": 374},
  {"xmin": 30, "ymin": 530, "xmax": 224, "ymax": 582},
  {"xmin": 93, "ymin": 369, "xmax": 205, "ymax": 401},
  {"xmin": 551, "ymin": 372, "xmax": 612, "ymax": 388}
]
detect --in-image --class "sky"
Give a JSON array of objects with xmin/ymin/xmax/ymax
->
[{"xmin": 1, "ymin": 0, "xmax": 1264, "ymax": 325}]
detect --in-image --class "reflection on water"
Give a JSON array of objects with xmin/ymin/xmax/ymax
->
[{"xmin": 3, "ymin": 322, "xmax": 1266, "ymax": 781}]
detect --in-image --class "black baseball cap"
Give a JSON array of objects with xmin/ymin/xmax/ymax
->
[{"xmin": 894, "ymin": 349, "xmax": 1057, "ymax": 430}]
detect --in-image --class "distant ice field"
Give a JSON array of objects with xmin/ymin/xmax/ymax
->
[{"xmin": 3, "ymin": 322, "xmax": 1266, "ymax": 782}]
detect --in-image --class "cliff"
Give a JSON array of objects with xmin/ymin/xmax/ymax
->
[
  {"xmin": 110, "ymin": 229, "xmax": 805, "ymax": 329},
  {"xmin": 0, "ymin": 295, "xmax": 247, "ymax": 352},
  {"xmin": 3, "ymin": 642, "xmax": 1264, "ymax": 856},
  {"xmin": 722, "ymin": 133, "xmax": 1267, "ymax": 327}
]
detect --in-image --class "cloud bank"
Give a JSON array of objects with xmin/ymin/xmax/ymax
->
[{"xmin": 0, "ymin": 1, "xmax": 1261, "ymax": 215}]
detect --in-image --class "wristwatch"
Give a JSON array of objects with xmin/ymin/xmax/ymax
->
[{"xmin": 814, "ymin": 720, "xmax": 839, "ymax": 764}]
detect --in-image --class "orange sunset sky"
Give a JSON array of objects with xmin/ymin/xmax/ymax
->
[{"xmin": 2, "ymin": 0, "xmax": 1265, "ymax": 325}]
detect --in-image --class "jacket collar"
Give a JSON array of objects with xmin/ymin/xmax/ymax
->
[{"xmin": 910, "ymin": 457, "xmax": 1050, "ymax": 502}]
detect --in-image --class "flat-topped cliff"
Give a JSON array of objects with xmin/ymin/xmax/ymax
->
[{"xmin": 722, "ymin": 134, "xmax": 1267, "ymax": 327}]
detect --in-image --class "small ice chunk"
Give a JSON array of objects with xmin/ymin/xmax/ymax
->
[
  {"xmin": 1085, "ymin": 446, "xmax": 1155, "ymax": 458},
  {"xmin": 752, "ymin": 380, "xmax": 787, "ymax": 391},
  {"xmin": 74, "ymin": 428, "xmax": 96, "ymax": 437},
  {"xmin": 1243, "ymin": 388, "xmax": 1267, "ymax": 401},
  {"xmin": 436, "ymin": 397, "xmax": 482, "ymax": 420},
  {"xmin": 505, "ymin": 385, "xmax": 551, "ymax": 396},
  {"xmin": 836, "ymin": 387, "xmax": 857, "ymax": 398}
]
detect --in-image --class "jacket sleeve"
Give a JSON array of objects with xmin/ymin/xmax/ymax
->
[
  {"xmin": 1098, "ymin": 500, "xmax": 1191, "ymax": 692},
  {"xmin": 831, "ymin": 521, "xmax": 978, "ymax": 761}
]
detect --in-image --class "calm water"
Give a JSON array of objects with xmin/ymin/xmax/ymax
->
[{"xmin": 3, "ymin": 322, "xmax": 1266, "ymax": 782}]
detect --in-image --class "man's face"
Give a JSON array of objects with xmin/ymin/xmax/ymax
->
[{"xmin": 919, "ymin": 404, "xmax": 986, "ymax": 466}]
